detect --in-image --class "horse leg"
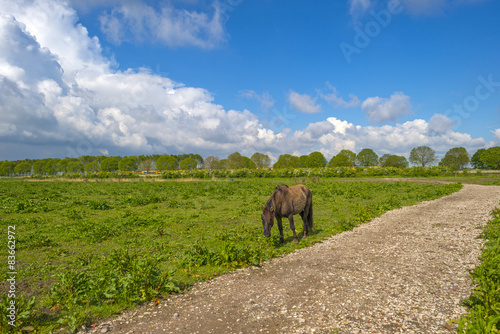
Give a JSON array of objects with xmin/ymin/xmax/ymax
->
[
  {"xmin": 288, "ymin": 215, "xmax": 299, "ymax": 244},
  {"xmin": 300, "ymin": 211, "xmax": 308, "ymax": 238},
  {"xmin": 309, "ymin": 204, "xmax": 314, "ymax": 232},
  {"xmin": 277, "ymin": 216, "xmax": 284, "ymax": 244}
]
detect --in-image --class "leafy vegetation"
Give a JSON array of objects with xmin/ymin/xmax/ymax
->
[
  {"xmin": 0, "ymin": 178, "xmax": 462, "ymax": 332},
  {"xmin": 4, "ymin": 146, "xmax": 500, "ymax": 179},
  {"xmin": 457, "ymin": 207, "xmax": 500, "ymax": 332}
]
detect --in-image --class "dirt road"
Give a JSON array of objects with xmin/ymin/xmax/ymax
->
[{"xmin": 84, "ymin": 184, "xmax": 500, "ymax": 334}]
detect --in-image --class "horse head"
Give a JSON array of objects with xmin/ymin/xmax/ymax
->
[{"xmin": 261, "ymin": 204, "xmax": 275, "ymax": 237}]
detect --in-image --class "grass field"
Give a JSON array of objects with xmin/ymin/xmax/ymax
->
[{"xmin": 0, "ymin": 178, "xmax": 462, "ymax": 332}]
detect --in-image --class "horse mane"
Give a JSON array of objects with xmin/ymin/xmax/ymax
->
[
  {"xmin": 266, "ymin": 185, "xmax": 289, "ymax": 209},
  {"xmin": 275, "ymin": 184, "xmax": 288, "ymax": 192}
]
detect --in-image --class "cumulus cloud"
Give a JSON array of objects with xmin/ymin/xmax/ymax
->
[
  {"xmin": 317, "ymin": 82, "xmax": 360, "ymax": 108},
  {"xmin": 288, "ymin": 117, "xmax": 486, "ymax": 159},
  {"xmin": 0, "ymin": 0, "xmax": 489, "ymax": 161},
  {"xmin": 288, "ymin": 91, "xmax": 322, "ymax": 114},
  {"xmin": 0, "ymin": 1, "xmax": 281, "ymax": 159},
  {"xmin": 99, "ymin": 1, "xmax": 227, "ymax": 48},
  {"xmin": 361, "ymin": 91, "xmax": 412, "ymax": 124},
  {"xmin": 428, "ymin": 113, "xmax": 456, "ymax": 134}
]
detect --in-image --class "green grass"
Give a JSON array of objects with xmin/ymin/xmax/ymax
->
[
  {"xmin": 456, "ymin": 207, "xmax": 500, "ymax": 333},
  {"xmin": 0, "ymin": 178, "xmax": 462, "ymax": 333}
]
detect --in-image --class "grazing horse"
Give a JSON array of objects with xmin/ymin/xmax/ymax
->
[{"xmin": 261, "ymin": 184, "xmax": 314, "ymax": 244}]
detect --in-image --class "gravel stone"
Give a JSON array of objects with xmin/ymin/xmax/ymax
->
[{"xmin": 78, "ymin": 184, "xmax": 500, "ymax": 334}]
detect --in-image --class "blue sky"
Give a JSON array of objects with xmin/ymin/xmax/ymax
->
[{"xmin": 0, "ymin": 0, "xmax": 499, "ymax": 162}]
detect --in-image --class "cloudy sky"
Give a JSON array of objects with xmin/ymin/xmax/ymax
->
[{"xmin": 0, "ymin": 0, "xmax": 499, "ymax": 162}]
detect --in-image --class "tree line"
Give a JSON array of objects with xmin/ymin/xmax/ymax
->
[{"xmin": 1, "ymin": 146, "xmax": 500, "ymax": 176}]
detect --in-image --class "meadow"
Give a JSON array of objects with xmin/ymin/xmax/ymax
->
[{"xmin": 0, "ymin": 177, "xmax": 462, "ymax": 333}]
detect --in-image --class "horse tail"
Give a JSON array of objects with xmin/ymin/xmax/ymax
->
[{"xmin": 303, "ymin": 187, "xmax": 313, "ymax": 231}]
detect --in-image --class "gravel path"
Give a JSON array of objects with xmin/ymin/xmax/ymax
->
[{"xmin": 84, "ymin": 184, "xmax": 500, "ymax": 334}]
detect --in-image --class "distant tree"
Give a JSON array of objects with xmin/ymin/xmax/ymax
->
[
  {"xmin": 14, "ymin": 162, "xmax": 31, "ymax": 175},
  {"xmin": 471, "ymin": 149, "xmax": 487, "ymax": 169},
  {"xmin": 220, "ymin": 159, "xmax": 228, "ymax": 168},
  {"xmin": 379, "ymin": 154, "xmax": 391, "ymax": 167},
  {"xmin": 138, "ymin": 159, "xmax": 155, "ymax": 171},
  {"xmin": 439, "ymin": 147, "xmax": 469, "ymax": 170},
  {"xmin": 56, "ymin": 159, "xmax": 68, "ymax": 173},
  {"xmin": 480, "ymin": 147, "xmax": 500, "ymax": 169},
  {"xmin": 156, "ymin": 155, "xmax": 178, "ymax": 171},
  {"xmin": 273, "ymin": 154, "xmax": 300, "ymax": 169},
  {"xmin": 100, "ymin": 157, "xmax": 119, "ymax": 172},
  {"xmin": 176, "ymin": 154, "xmax": 203, "ymax": 168},
  {"xmin": 356, "ymin": 149, "xmax": 379, "ymax": 167},
  {"xmin": 251, "ymin": 153, "xmax": 271, "ymax": 169},
  {"xmin": 203, "ymin": 156, "xmax": 222, "ymax": 169},
  {"xmin": 193, "ymin": 154, "xmax": 203, "ymax": 167},
  {"xmin": 67, "ymin": 160, "xmax": 84, "ymax": 173},
  {"xmin": 84, "ymin": 161, "xmax": 99, "ymax": 174},
  {"xmin": 306, "ymin": 151, "xmax": 327, "ymax": 168},
  {"xmin": 298, "ymin": 155, "xmax": 309, "ymax": 168},
  {"xmin": 137, "ymin": 155, "xmax": 149, "ymax": 166},
  {"xmin": 45, "ymin": 159, "xmax": 60, "ymax": 175},
  {"xmin": 243, "ymin": 157, "xmax": 256, "ymax": 169},
  {"xmin": 0, "ymin": 161, "xmax": 15, "ymax": 176},
  {"xmin": 180, "ymin": 157, "xmax": 198, "ymax": 170},
  {"xmin": 382, "ymin": 155, "xmax": 409, "ymax": 168},
  {"xmin": 328, "ymin": 150, "xmax": 356, "ymax": 167},
  {"xmin": 226, "ymin": 152, "xmax": 246, "ymax": 169},
  {"xmin": 78, "ymin": 155, "xmax": 96, "ymax": 165},
  {"xmin": 118, "ymin": 157, "xmax": 137, "ymax": 171},
  {"xmin": 409, "ymin": 146, "xmax": 436, "ymax": 167},
  {"xmin": 33, "ymin": 160, "xmax": 46, "ymax": 175}
]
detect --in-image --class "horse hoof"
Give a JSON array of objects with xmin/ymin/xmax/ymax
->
[{"xmin": 294, "ymin": 239, "xmax": 299, "ymax": 244}]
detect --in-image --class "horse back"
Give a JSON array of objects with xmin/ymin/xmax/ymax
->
[{"xmin": 282, "ymin": 184, "xmax": 312, "ymax": 216}]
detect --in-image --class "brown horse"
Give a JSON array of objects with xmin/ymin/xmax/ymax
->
[{"xmin": 261, "ymin": 184, "xmax": 314, "ymax": 244}]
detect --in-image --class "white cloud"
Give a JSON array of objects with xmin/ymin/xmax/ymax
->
[
  {"xmin": 317, "ymin": 83, "xmax": 360, "ymax": 108},
  {"xmin": 361, "ymin": 91, "xmax": 412, "ymax": 124},
  {"xmin": 0, "ymin": 1, "xmax": 112, "ymax": 83},
  {"xmin": 288, "ymin": 91, "xmax": 322, "ymax": 114},
  {"xmin": 428, "ymin": 113, "xmax": 456, "ymax": 134},
  {"xmin": 0, "ymin": 0, "xmax": 490, "ymax": 162},
  {"xmin": 269, "ymin": 115, "xmax": 487, "ymax": 161},
  {"xmin": 492, "ymin": 129, "xmax": 500, "ymax": 140},
  {"xmin": 239, "ymin": 90, "xmax": 275, "ymax": 111},
  {"xmin": 99, "ymin": 1, "xmax": 227, "ymax": 48},
  {"xmin": 0, "ymin": 2, "xmax": 281, "ymax": 159}
]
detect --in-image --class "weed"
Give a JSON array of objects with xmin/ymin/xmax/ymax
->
[
  {"xmin": 0, "ymin": 294, "xmax": 36, "ymax": 331},
  {"xmin": 456, "ymin": 208, "xmax": 500, "ymax": 332}
]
